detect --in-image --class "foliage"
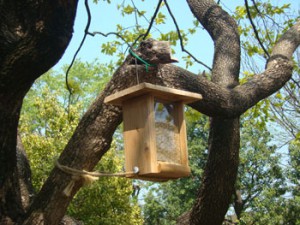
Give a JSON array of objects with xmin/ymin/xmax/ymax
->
[
  {"xmin": 288, "ymin": 141, "xmax": 300, "ymax": 189},
  {"xmin": 20, "ymin": 70, "xmax": 81, "ymax": 190},
  {"xmin": 234, "ymin": 1, "xmax": 298, "ymax": 59},
  {"xmin": 233, "ymin": 0, "xmax": 300, "ymax": 218},
  {"xmin": 68, "ymin": 143, "xmax": 143, "ymax": 225},
  {"xmin": 97, "ymin": 1, "xmax": 201, "ymax": 68},
  {"xmin": 236, "ymin": 112, "xmax": 288, "ymax": 224},
  {"xmin": 231, "ymin": 1, "xmax": 300, "ymax": 223},
  {"xmin": 19, "ymin": 60, "xmax": 143, "ymax": 224}
]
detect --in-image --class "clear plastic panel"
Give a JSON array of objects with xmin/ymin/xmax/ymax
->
[{"xmin": 154, "ymin": 100, "xmax": 181, "ymax": 164}]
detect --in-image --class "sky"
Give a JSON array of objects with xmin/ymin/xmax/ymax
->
[
  {"xmin": 53, "ymin": 0, "xmax": 299, "ymax": 74},
  {"xmin": 52, "ymin": 1, "xmax": 229, "ymax": 73},
  {"xmin": 54, "ymin": 0, "xmax": 213, "ymax": 73}
]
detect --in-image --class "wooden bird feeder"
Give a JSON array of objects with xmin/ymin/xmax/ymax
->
[{"xmin": 104, "ymin": 83, "xmax": 202, "ymax": 181}]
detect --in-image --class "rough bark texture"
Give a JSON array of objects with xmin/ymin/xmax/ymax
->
[
  {"xmin": 0, "ymin": 0, "xmax": 299, "ymax": 224},
  {"xmin": 186, "ymin": 1, "xmax": 241, "ymax": 224},
  {"xmin": 0, "ymin": 0, "xmax": 78, "ymax": 224}
]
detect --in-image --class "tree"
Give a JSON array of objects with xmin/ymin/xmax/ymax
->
[
  {"xmin": 0, "ymin": 1, "xmax": 78, "ymax": 224},
  {"xmin": 234, "ymin": 115, "xmax": 287, "ymax": 223},
  {"xmin": 19, "ymin": 62, "xmax": 143, "ymax": 225},
  {"xmin": 0, "ymin": 1, "xmax": 299, "ymax": 225}
]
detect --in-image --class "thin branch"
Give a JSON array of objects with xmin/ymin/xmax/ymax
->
[
  {"xmin": 142, "ymin": 0, "xmax": 163, "ymax": 40},
  {"xmin": 130, "ymin": 0, "xmax": 164, "ymax": 49},
  {"xmin": 64, "ymin": 0, "xmax": 92, "ymax": 119},
  {"xmin": 291, "ymin": 77, "xmax": 300, "ymax": 89},
  {"xmin": 65, "ymin": 0, "xmax": 91, "ymax": 97},
  {"xmin": 251, "ymin": 0, "xmax": 285, "ymax": 30},
  {"xmin": 87, "ymin": 31, "xmax": 127, "ymax": 43},
  {"xmin": 164, "ymin": 0, "xmax": 212, "ymax": 71},
  {"xmin": 251, "ymin": 0, "xmax": 261, "ymax": 18},
  {"xmin": 245, "ymin": 0, "xmax": 270, "ymax": 59},
  {"xmin": 130, "ymin": 0, "xmax": 163, "ymax": 37},
  {"xmin": 131, "ymin": 0, "xmax": 141, "ymax": 31},
  {"xmin": 88, "ymin": 1, "xmax": 163, "ymax": 51},
  {"xmin": 251, "ymin": 0, "xmax": 273, "ymax": 45}
]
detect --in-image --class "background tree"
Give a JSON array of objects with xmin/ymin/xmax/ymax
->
[
  {"xmin": 232, "ymin": 2, "xmax": 300, "ymax": 224},
  {"xmin": 0, "ymin": 0, "xmax": 299, "ymax": 224}
]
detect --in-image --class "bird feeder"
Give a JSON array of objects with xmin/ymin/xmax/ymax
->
[{"xmin": 104, "ymin": 83, "xmax": 202, "ymax": 181}]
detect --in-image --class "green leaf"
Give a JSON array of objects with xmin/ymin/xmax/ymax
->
[
  {"xmin": 155, "ymin": 12, "xmax": 166, "ymax": 25},
  {"xmin": 123, "ymin": 5, "xmax": 135, "ymax": 15}
]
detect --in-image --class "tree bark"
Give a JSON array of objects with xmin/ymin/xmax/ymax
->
[
  {"xmin": 0, "ymin": 0, "xmax": 78, "ymax": 223},
  {"xmin": 186, "ymin": 1, "xmax": 241, "ymax": 224}
]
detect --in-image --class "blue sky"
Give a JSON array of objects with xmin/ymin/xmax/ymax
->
[
  {"xmin": 54, "ymin": 0, "xmax": 300, "ymax": 74},
  {"xmin": 54, "ymin": 0, "xmax": 214, "ymax": 73}
]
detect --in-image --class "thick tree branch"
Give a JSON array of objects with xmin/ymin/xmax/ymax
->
[
  {"xmin": 0, "ymin": 0, "xmax": 78, "ymax": 93},
  {"xmin": 232, "ymin": 20, "xmax": 300, "ymax": 112},
  {"xmin": 187, "ymin": 0, "xmax": 241, "ymax": 87},
  {"xmin": 0, "ymin": 1, "xmax": 78, "ymax": 223},
  {"xmin": 268, "ymin": 20, "xmax": 300, "ymax": 64}
]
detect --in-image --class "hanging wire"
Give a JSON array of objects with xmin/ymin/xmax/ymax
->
[
  {"xmin": 134, "ymin": 53, "xmax": 140, "ymax": 84},
  {"xmin": 129, "ymin": 49, "xmax": 155, "ymax": 72},
  {"xmin": 164, "ymin": 0, "xmax": 212, "ymax": 71},
  {"xmin": 129, "ymin": 48, "xmax": 157, "ymax": 84}
]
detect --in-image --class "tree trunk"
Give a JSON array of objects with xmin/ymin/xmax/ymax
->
[
  {"xmin": 0, "ymin": 0, "xmax": 78, "ymax": 223},
  {"xmin": 0, "ymin": 95, "xmax": 27, "ymax": 224},
  {"xmin": 186, "ymin": 1, "xmax": 241, "ymax": 224}
]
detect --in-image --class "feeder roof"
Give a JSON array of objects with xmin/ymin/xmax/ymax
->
[{"xmin": 104, "ymin": 82, "xmax": 202, "ymax": 106}]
